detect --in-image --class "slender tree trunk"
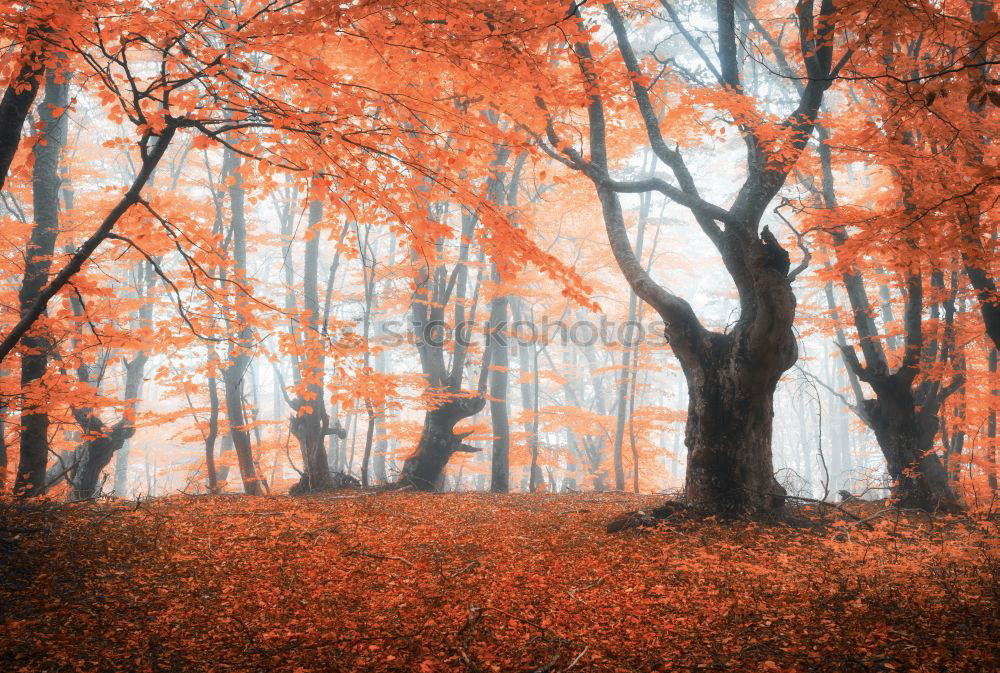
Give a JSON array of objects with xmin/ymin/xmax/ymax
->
[
  {"xmin": 221, "ymin": 147, "xmax": 262, "ymax": 495},
  {"xmin": 528, "ymin": 341, "xmax": 542, "ymax": 492},
  {"xmin": 357, "ymin": 221, "xmax": 379, "ymax": 489},
  {"xmin": 511, "ymin": 299, "xmax": 544, "ymax": 491},
  {"xmin": 205, "ymin": 349, "xmax": 221, "ymax": 492},
  {"xmin": 577, "ymin": 331, "xmax": 611, "ymax": 490},
  {"xmin": 988, "ymin": 348, "xmax": 998, "ymax": 491},
  {"xmin": 612, "ymin": 160, "xmax": 653, "ymax": 491},
  {"xmin": 0, "ymin": 395, "xmax": 7, "ymax": 491},
  {"xmin": 113, "ymin": 439, "xmax": 130, "ymax": 496},
  {"xmin": 289, "ymin": 200, "xmax": 333, "ymax": 493},
  {"xmin": 14, "ymin": 70, "xmax": 69, "ymax": 496},
  {"xmin": 612, "ymin": 351, "xmax": 631, "ymax": 490},
  {"xmin": 372, "ymin": 418, "xmax": 387, "ymax": 484},
  {"xmin": 488, "ymin": 277, "xmax": 510, "ymax": 493},
  {"xmin": 360, "ymin": 411, "xmax": 376, "ymax": 488}
]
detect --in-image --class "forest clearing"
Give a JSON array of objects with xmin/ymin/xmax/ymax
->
[{"xmin": 2, "ymin": 492, "xmax": 998, "ymax": 673}]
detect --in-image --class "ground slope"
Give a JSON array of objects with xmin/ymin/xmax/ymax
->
[{"xmin": 1, "ymin": 492, "xmax": 997, "ymax": 672}]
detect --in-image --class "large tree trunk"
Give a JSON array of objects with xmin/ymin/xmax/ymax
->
[
  {"xmin": 682, "ymin": 313, "xmax": 792, "ymax": 512},
  {"xmin": 13, "ymin": 69, "xmax": 69, "ymax": 496},
  {"xmin": 596, "ymin": 181, "xmax": 794, "ymax": 513},
  {"xmin": 542, "ymin": 0, "xmax": 844, "ymax": 511}
]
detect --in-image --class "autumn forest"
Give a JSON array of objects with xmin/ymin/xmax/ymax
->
[{"xmin": 0, "ymin": 0, "xmax": 997, "ymax": 671}]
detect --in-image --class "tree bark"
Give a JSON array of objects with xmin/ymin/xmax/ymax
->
[
  {"xmin": 399, "ymin": 396, "xmax": 486, "ymax": 490},
  {"xmin": 220, "ymin": 147, "xmax": 262, "ymax": 495},
  {"xmin": 204, "ymin": 348, "xmax": 221, "ymax": 492},
  {"xmin": 488, "ymin": 272, "xmax": 510, "ymax": 493},
  {"xmin": 13, "ymin": 70, "xmax": 69, "ymax": 496},
  {"xmin": 70, "ymin": 353, "xmax": 147, "ymax": 500},
  {"xmin": 288, "ymin": 200, "xmax": 333, "ymax": 493},
  {"xmin": 0, "ymin": 47, "xmax": 44, "ymax": 192}
]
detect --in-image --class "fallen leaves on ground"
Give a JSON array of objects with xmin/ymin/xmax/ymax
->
[{"xmin": 1, "ymin": 493, "xmax": 998, "ymax": 672}]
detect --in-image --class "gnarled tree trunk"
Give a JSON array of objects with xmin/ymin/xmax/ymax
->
[
  {"xmin": 534, "ymin": 1, "xmax": 842, "ymax": 512},
  {"xmin": 683, "ymin": 340, "xmax": 791, "ymax": 511},
  {"xmin": 397, "ymin": 151, "xmax": 510, "ymax": 491},
  {"xmin": 399, "ymin": 396, "xmax": 486, "ymax": 490},
  {"xmin": 815, "ymin": 124, "xmax": 963, "ymax": 512},
  {"xmin": 860, "ymin": 378, "xmax": 957, "ymax": 510}
]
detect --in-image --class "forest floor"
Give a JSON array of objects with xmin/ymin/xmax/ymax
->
[{"xmin": 1, "ymin": 492, "xmax": 998, "ymax": 673}]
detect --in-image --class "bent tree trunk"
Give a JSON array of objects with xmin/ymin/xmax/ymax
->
[
  {"xmin": 222, "ymin": 359, "xmax": 263, "ymax": 495},
  {"xmin": 399, "ymin": 396, "xmax": 486, "ymax": 490},
  {"xmin": 814, "ymin": 123, "xmax": 962, "ymax": 511},
  {"xmin": 289, "ymin": 403, "xmax": 336, "ymax": 493},
  {"xmin": 70, "ymin": 352, "xmax": 147, "ymax": 500},
  {"xmin": 70, "ymin": 420, "xmax": 135, "ymax": 501},
  {"xmin": 399, "ymin": 153, "xmax": 508, "ymax": 490}
]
